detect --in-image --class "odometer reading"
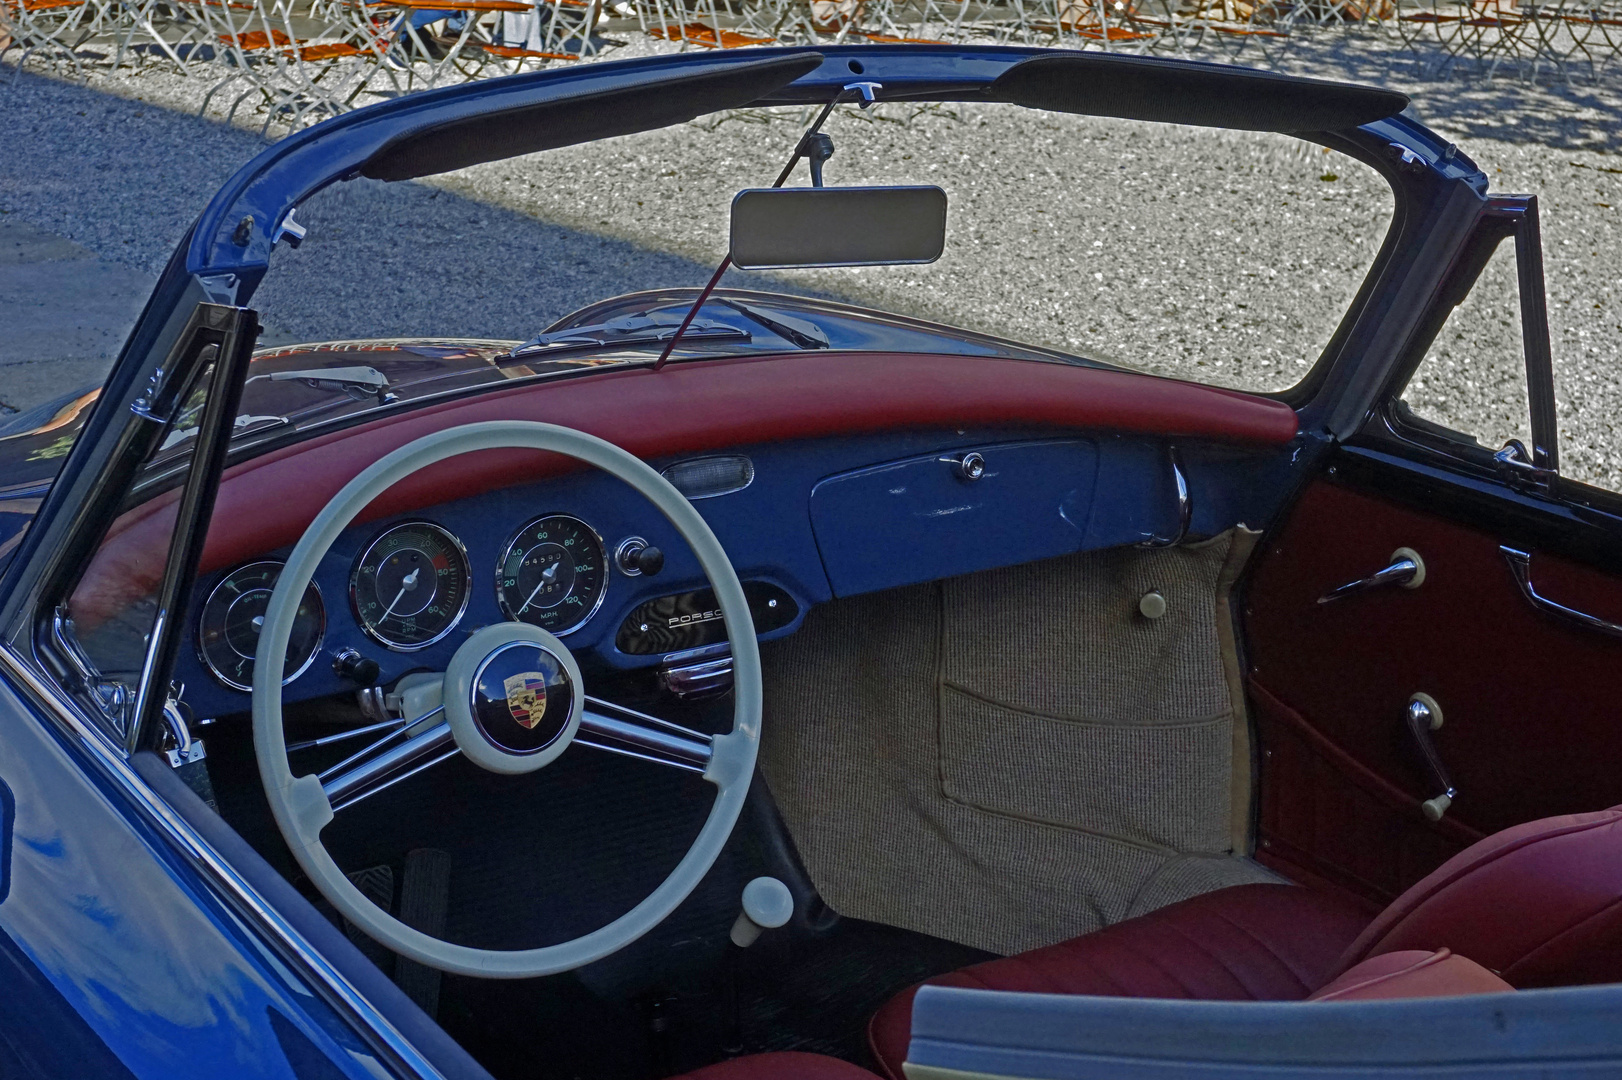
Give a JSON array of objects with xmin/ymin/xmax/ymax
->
[
  {"xmin": 496, "ymin": 515, "xmax": 607, "ymax": 636},
  {"xmin": 351, "ymin": 521, "xmax": 470, "ymax": 651},
  {"xmin": 198, "ymin": 561, "xmax": 325, "ymax": 691}
]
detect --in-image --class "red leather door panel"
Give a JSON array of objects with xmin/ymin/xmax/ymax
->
[{"xmin": 1245, "ymin": 477, "xmax": 1622, "ymax": 904}]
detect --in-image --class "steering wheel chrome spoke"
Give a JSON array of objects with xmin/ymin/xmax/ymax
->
[
  {"xmin": 577, "ymin": 696, "xmax": 712, "ymax": 774},
  {"xmin": 321, "ymin": 712, "xmax": 459, "ymax": 812}
]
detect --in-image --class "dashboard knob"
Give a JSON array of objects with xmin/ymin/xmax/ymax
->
[
  {"xmin": 333, "ymin": 648, "xmax": 381, "ymax": 685},
  {"xmin": 616, "ymin": 537, "xmax": 663, "ymax": 577},
  {"xmin": 635, "ymin": 546, "xmax": 664, "ymax": 576}
]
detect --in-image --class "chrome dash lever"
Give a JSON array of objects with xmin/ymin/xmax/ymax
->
[
  {"xmin": 1318, "ymin": 547, "xmax": 1426, "ymax": 604},
  {"xmin": 1405, "ymin": 692, "xmax": 1456, "ymax": 823}
]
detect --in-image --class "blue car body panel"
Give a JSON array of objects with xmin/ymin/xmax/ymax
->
[{"xmin": 0, "ymin": 676, "xmax": 381, "ymax": 1079}]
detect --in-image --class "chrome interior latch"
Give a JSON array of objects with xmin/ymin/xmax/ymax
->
[
  {"xmin": 1405, "ymin": 692, "xmax": 1455, "ymax": 822},
  {"xmin": 1501, "ymin": 545, "xmax": 1622, "ymax": 640},
  {"xmin": 1318, "ymin": 547, "xmax": 1425, "ymax": 604}
]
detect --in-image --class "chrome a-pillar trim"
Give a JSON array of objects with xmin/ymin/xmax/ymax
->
[{"xmin": 0, "ymin": 641, "xmax": 448, "ymax": 1080}]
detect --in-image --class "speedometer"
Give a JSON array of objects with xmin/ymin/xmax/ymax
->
[
  {"xmin": 495, "ymin": 514, "xmax": 607, "ymax": 636},
  {"xmin": 197, "ymin": 561, "xmax": 325, "ymax": 692},
  {"xmin": 350, "ymin": 521, "xmax": 470, "ymax": 651}
]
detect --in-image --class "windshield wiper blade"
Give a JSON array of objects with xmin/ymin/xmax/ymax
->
[{"xmin": 717, "ymin": 300, "xmax": 829, "ymax": 349}]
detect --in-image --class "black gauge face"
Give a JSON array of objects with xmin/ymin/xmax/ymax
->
[
  {"xmin": 351, "ymin": 521, "xmax": 470, "ymax": 651},
  {"xmin": 495, "ymin": 515, "xmax": 607, "ymax": 635},
  {"xmin": 198, "ymin": 561, "xmax": 325, "ymax": 692}
]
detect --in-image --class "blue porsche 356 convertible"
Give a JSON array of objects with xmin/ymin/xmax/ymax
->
[{"xmin": 1, "ymin": 43, "xmax": 1620, "ymax": 1080}]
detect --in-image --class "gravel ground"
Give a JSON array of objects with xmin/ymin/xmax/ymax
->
[{"xmin": 1, "ymin": 37, "xmax": 1618, "ymax": 487}]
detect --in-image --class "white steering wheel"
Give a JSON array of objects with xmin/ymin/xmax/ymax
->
[{"xmin": 253, "ymin": 420, "xmax": 761, "ymax": 978}]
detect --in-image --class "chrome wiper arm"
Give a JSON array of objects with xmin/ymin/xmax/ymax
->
[
  {"xmin": 718, "ymin": 299, "xmax": 829, "ymax": 349},
  {"xmin": 247, "ymin": 365, "xmax": 394, "ymax": 403}
]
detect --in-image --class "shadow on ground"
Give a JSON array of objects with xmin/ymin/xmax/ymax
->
[
  {"xmin": 0, "ymin": 67, "xmax": 822, "ymax": 408},
  {"xmin": 1277, "ymin": 37, "xmax": 1622, "ymax": 153}
]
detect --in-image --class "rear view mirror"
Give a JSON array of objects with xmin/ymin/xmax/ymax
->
[{"xmin": 730, "ymin": 186, "xmax": 948, "ymax": 270}]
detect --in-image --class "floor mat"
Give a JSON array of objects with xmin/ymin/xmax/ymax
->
[{"xmin": 758, "ymin": 533, "xmax": 1275, "ymax": 956}]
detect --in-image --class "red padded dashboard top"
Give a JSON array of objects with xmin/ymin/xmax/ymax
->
[{"xmin": 73, "ymin": 351, "xmax": 1298, "ymax": 625}]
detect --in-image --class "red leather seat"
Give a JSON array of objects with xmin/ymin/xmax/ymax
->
[
  {"xmin": 1307, "ymin": 949, "xmax": 1512, "ymax": 1001},
  {"xmin": 870, "ymin": 805, "xmax": 1622, "ymax": 1080},
  {"xmin": 868, "ymin": 882, "xmax": 1372, "ymax": 1079}
]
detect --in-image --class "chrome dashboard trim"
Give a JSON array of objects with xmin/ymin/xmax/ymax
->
[
  {"xmin": 0, "ymin": 640, "xmax": 446, "ymax": 1080},
  {"xmin": 660, "ymin": 454, "xmax": 755, "ymax": 500}
]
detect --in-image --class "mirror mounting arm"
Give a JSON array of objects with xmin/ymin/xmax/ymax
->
[
  {"xmin": 805, "ymin": 134, "xmax": 835, "ymax": 188},
  {"xmin": 653, "ymin": 81, "xmax": 882, "ymax": 371}
]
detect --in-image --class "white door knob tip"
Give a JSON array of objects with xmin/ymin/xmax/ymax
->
[
  {"xmin": 1422, "ymin": 793, "xmax": 1452, "ymax": 823},
  {"xmin": 730, "ymin": 876, "xmax": 794, "ymax": 947}
]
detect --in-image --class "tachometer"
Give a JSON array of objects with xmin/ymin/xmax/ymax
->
[
  {"xmin": 198, "ymin": 561, "xmax": 325, "ymax": 692},
  {"xmin": 351, "ymin": 521, "xmax": 470, "ymax": 651},
  {"xmin": 495, "ymin": 514, "xmax": 607, "ymax": 635}
]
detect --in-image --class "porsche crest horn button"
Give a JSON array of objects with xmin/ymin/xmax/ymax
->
[
  {"xmin": 471, "ymin": 645, "xmax": 574, "ymax": 754},
  {"xmin": 503, "ymin": 672, "xmax": 549, "ymax": 729}
]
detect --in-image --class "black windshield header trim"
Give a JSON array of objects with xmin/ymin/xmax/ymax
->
[
  {"xmin": 988, "ymin": 52, "xmax": 1408, "ymax": 133},
  {"xmin": 361, "ymin": 53, "xmax": 825, "ymax": 182}
]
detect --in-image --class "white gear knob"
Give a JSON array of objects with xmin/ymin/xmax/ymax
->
[{"xmin": 730, "ymin": 876, "xmax": 794, "ymax": 947}]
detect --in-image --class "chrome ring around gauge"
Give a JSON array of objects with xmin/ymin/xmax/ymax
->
[
  {"xmin": 350, "ymin": 520, "xmax": 471, "ymax": 651},
  {"xmin": 197, "ymin": 560, "xmax": 326, "ymax": 692},
  {"xmin": 495, "ymin": 514, "xmax": 608, "ymax": 636}
]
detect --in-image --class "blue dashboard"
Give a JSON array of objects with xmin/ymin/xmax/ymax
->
[{"xmin": 174, "ymin": 425, "xmax": 1298, "ymax": 720}]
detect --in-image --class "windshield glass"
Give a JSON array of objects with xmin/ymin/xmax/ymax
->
[{"xmin": 255, "ymin": 102, "xmax": 1392, "ymax": 391}]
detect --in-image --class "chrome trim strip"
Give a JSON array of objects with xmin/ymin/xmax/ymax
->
[
  {"xmin": 0, "ymin": 641, "xmax": 446, "ymax": 1080},
  {"xmin": 1138, "ymin": 445, "xmax": 1190, "ymax": 549}
]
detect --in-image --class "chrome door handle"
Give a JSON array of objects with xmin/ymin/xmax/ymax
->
[
  {"xmin": 1501, "ymin": 546, "xmax": 1622, "ymax": 640},
  {"xmin": 1317, "ymin": 547, "xmax": 1426, "ymax": 604}
]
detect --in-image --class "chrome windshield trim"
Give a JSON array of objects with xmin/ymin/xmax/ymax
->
[{"xmin": 0, "ymin": 641, "xmax": 445, "ymax": 1080}]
